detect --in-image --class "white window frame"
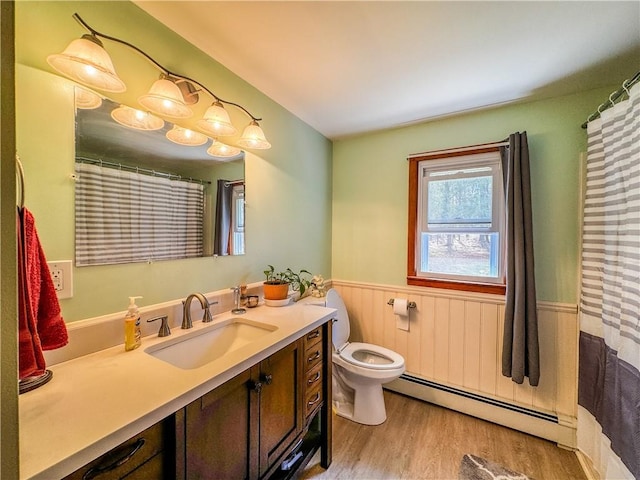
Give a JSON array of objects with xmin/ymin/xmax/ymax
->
[
  {"xmin": 230, "ymin": 184, "xmax": 245, "ymax": 255},
  {"xmin": 415, "ymin": 151, "xmax": 505, "ymax": 285}
]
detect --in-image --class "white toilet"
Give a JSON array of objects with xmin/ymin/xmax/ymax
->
[{"xmin": 326, "ymin": 288, "xmax": 405, "ymax": 425}]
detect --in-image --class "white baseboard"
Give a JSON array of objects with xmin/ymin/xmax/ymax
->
[{"xmin": 386, "ymin": 375, "xmax": 577, "ymax": 449}]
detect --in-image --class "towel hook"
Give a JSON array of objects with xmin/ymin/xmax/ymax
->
[{"xmin": 16, "ymin": 153, "xmax": 25, "ymax": 209}]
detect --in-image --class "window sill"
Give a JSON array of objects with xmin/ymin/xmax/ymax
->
[{"xmin": 406, "ymin": 276, "xmax": 506, "ymax": 295}]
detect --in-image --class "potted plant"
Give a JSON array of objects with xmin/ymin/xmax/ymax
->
[{"xmin": 263, "ymin": 265, "xmax": 313, "ymax": 300}]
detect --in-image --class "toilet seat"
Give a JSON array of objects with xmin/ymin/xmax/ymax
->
[{"xmin": 338, "ymin": 342, "xmax": 405, "ymax": 370}]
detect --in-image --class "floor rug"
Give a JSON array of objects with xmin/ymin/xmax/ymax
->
[{"xmin": 458, "ymin": 454, "xmax": 533, "ymax": 480}]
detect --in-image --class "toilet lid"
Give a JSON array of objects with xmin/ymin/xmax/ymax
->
[
  {"xmin": 340, "ymin": 342, "xmax": 405, "ymax": 370},
  {"xmin": 326, "ymin": 288, "xmax": 350, "ymax": 350}
]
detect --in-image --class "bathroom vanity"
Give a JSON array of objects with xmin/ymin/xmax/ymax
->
[{"xmin": 19, "ymin": 302, "xmax": 334, "ymax": 480}]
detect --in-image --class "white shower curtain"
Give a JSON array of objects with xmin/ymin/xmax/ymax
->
[
  {"xmin": 578, "ymin": 81, "xmax": 639, "ymax": 480},
  {"xmin": 75, "ymin": 162, "xmax": 204, "ymax": 266}
]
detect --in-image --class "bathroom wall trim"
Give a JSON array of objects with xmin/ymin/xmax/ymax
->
[
  {"xmin": 331, "ymin": 279, "xmax": 580, "ymax": 449},
  {"xmin": 331, "ymin": 279, "xmax": 578, "ymax": 312},
  {"xmin": 386, "ymin": 375, "xmax": 577, "ymax": 448}
]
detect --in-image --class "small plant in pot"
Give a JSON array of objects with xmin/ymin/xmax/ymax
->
[{"xmin": 263, "ymin": 265, "xmax": 313, "ymax": 301}]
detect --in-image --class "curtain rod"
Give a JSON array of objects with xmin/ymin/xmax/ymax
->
[
  {"xmin": 581, "ymin": 70, "xmax": 640, "ymax": 129},
  {"xmin": 76, "ymin": 157, "xmax": 211, "ymax": 185},
  {"xmin": 224, "ymin": 179, "xmax": 244, "ymax": 186},
  {"xmin": 407, "ymin": 140, "xmax": 509, "ymax": 160}
]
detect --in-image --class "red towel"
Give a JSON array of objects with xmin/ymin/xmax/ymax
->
[{"xmin": 18, "ymin": 208, "xmax": 68, "ymax": 379}]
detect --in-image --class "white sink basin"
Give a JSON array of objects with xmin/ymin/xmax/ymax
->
[{"xmin": 145, "ymin": 317, "xmax": 278, "ymax": 370}]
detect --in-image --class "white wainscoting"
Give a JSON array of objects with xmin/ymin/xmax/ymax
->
[{"xmin": 331, "ymin": 280, "xmax": 579, "ymax": 447}]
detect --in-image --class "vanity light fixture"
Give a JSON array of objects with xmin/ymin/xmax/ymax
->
[
  {"xmin": 48, "ymin": 13, "xmax": 272, "ymax": 149},
  {"xmin": 111, "ymin": 105, "xmax": 164, "ymax": 131},
  {"xmin": 207, "ymin": 140, "xmax": 241, "ymax": 158},
  {"xmin": 74, "ymin": 87, "xmax": 103, "ymax": 110},
  {"xmin": 166, "ymin": 125, "xmax": 208, "ymax": 146},
  {"xmin": 138, "ymin": 75, "xmax": 193, "ymax": 119},
  {"xmin": 196, "ymin": 101, "xmax": 237, "ymax": 137},
  {"xmin": 47, "ymin": 33, "xmax": 126, "ymax": 93},
  {"xmin": 237, "ymin": 120, "xmax": 272, "ymax": 150}
]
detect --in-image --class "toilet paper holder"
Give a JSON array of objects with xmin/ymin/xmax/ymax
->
[{"xmin": 387, "ymin": 299, "xmax": 417, "ymax": 309}]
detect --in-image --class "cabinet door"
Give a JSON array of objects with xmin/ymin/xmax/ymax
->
[
  {"xmin": 257, "ymin": 339, "xmax": 303, "ymax": 477},
  {"xmin": 184, "ymin": 369, "xmax": 258, "ymax": 480}
]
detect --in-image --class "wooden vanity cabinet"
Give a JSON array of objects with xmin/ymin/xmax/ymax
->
[
  {"xmin": 59, "ymin": 321, "xmax": 331, "ymax": 480},
  {"xmin": 178, "ymin": 321, "xmax": 332, "ymax": 480}
]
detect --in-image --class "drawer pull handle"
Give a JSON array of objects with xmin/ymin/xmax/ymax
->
[
  {"xmin": 307, "ymin": 330, "xmax": 320, "ymax": 340},
  {"xmin": 307, "ymin": 372, "xmax": 321, "ymax": 384},
  {"xmin": 260, "ymin": 373, "xmax": 273, "ymax": 385},
  {"xmin": 307, "ymin": 392, "xmax": 321, "ymax": 407},
  {"xmin": 82, "ymin": 438, "xmax": 145, "ymax": 480},
  {"xmin": 307, "ymin": 351, "xmax": 321, "ymax": 363}
]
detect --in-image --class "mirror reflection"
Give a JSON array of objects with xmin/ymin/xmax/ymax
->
[{"xmin": 74, "ymin": 89, "xmax": 245, "ymax": 262}]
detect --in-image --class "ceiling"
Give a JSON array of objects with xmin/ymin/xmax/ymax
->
[{"xmin": 135, "ymin": 1, "xmax": 640, "ymax": 140}]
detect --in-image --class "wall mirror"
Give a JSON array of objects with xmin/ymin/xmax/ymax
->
[{"xmin": 74, "ymin": 89, "xmax": 245, "ymax": 264}]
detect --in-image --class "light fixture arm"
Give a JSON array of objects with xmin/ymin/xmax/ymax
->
[{"xmin": 72, "ymin": 13, "xmax": 262, "ymax": 122}]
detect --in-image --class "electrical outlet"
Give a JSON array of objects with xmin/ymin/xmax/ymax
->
[{"xmin": 48, "ymin": 260, "xmax": 73, "ymax": 299}]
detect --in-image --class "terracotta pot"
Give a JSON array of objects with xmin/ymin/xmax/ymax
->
[{"xmin": 263, "ymin": 282, "xmax": 290, "ymax": 300}]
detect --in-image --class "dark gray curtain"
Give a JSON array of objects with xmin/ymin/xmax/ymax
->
[
  {"xmin": 213, "ymin": 179, "xmax": 232, "ymax": 256},
  {"xmin": 500, "ymin": 132, "xmax": 539, "ymax": 386}
]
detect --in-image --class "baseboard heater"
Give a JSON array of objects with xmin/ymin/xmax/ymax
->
[
  {"xmin": 387, "ymin": 373, "xmax": 578, "ymax": 447},
  {"xmin": 397, "ymin": 374, "xmax": 558, "ymax": 423}
]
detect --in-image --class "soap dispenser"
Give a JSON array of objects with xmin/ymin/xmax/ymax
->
[{"xmin": 124, "ymin": 296, "xmax": 143, "ymax": 351}]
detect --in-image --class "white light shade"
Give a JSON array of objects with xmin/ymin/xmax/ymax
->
[
  {"xmin": 166, "ymin": 126, "xmax": 208, "ymax": 146},
  {"xmin": 138, "ymin": 78, "xmax": 192, "ymax": 118},
  {"xmin": 207, "ymin": 140, "xmax": 241, "ymax": 158},
  {"xmin": 75, "ymin": 87, "xmax": 102, "ymax": 110},
  {"xmin": 47, "ymin": 35, "xmax": 126, "ymax": 93},
  {"xmin": 237, "ymin": 120, "xmax": 271, "ymax": 149},
  {"xmin": 196, "ymin": 102, "xmax": 237, "ymax": 136},
  {"xmin": 111, "ymin": 105, "xmax": 164, "ymax": 131}
]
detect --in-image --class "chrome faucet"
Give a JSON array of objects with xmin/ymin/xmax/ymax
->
[
  {"xmin": 182, "ymin": 293, "xmax": 215, "ymax": 329},
  {"xmin": 231, "ymin": 286, "xmax": 246, "ymax": 315}
]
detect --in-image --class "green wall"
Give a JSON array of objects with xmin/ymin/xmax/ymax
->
[
  {"xmin": 15, "ymin": 2, "xmax": 332, "ymax": 321},
  {"xmin": 14, "ymin": 0, "xmax": 619, "ymax": 318},
  {"xmin": 332, "ymin": 87, "xmax": 614, "ymax": 304}
]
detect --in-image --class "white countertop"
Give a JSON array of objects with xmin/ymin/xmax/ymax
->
[{"xmin": 19, "ymin": 302, "xmax": 335, "ymax": 480}]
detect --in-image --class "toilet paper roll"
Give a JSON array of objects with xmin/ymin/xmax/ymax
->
[
  {"xmin": 393, "ymin": 298, "xmax": 408, "ymax": 316},
  {"xmin": 393, "ymin": 298, "xmax": 410, "ymax": 332}
]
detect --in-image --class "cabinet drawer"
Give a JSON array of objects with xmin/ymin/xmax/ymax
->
[
  {"xmin": 304, "ymin": 342, "xmax": 323, "ymax": 371},
  {"xmin": 63, "ymin": 421, "xmax": 165, "ymax": 480},
  {"xmin": 122, "ymin": 452, "xmax": 165, "ymax": 480},
  {"xmin": 303, "ymin": 326, "xmax": 323, "ymax": 351},
  {"xmin": 304, "ymin": 384, "xmax": 323, "ymax": 418},
  {"xmin": 305, "ymin": 361, "xmax": 323, "ymax": 390}
]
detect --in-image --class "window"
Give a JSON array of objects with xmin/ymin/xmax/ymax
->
[
  {"xmin": 407, "ymin": 146, "xmax": 506, "ymax": 294},
  {"xmin": 230, "ymin": 185, "xmax": 245, "ymax": 255}
]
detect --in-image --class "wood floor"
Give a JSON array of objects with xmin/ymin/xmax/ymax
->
[{"xmin": 301, "ymin": 391, "xmax": 586, "ymax": 480}]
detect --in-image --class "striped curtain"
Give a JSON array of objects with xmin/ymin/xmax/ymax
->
[
  {"xmin": 578, "ymin": 82, "xmax": 639, "ymax": 479},
  {"xmin": 75, "ymin": 162, "xmax": 204, "ymax": 266}
]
